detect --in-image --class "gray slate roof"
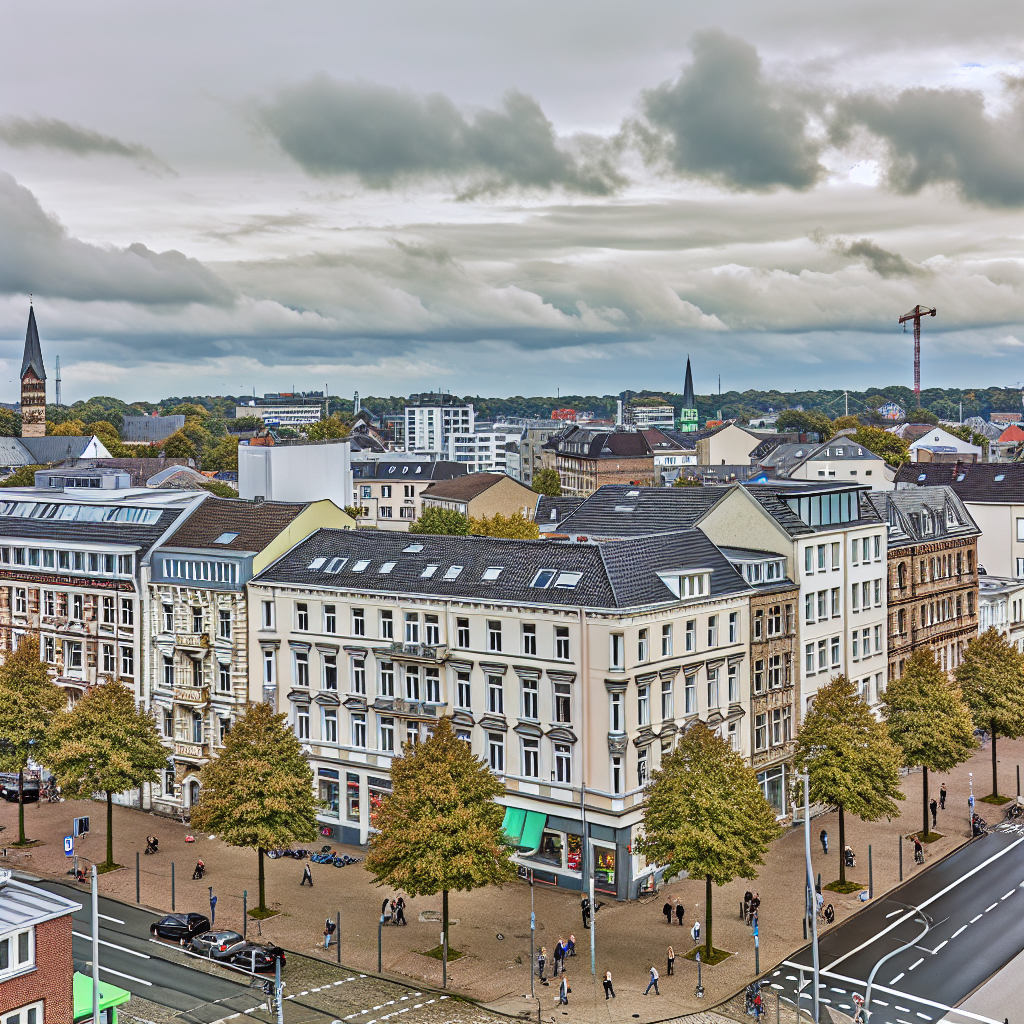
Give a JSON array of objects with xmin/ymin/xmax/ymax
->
[
  {"xmin": 867, "ymin": 486, "xmax": 980, "ymax": 548},
  {"xmin": 0, "ymin": 501, "xmax": 186, "ymax": 550},
  {"xmin": 255, "ymin": 526, "xmax": 750, "ymax": 610},
  {"xmin": 894, "ymin": 462, "xmax": 1024, "ymax": 503},
  {"xmin": 743, "ymin": 483, "xmax": 884, "ymax": 537},
  {"xmin": 535, "ymin": 495, "xmax": 585, "ymax": 527},
  {"xmin": 756, "ymin": 439, "xmax": 883, "ymax": 477},
  {"xmin": 352, "ymin": 460, "xmax": 466, "ymax": 481},
  {"xmin": 22, "ymin": 436, "xmax": 100, "ymax": 463}
]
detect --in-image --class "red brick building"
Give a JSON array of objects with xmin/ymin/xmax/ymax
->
[{"xmin": 0, "ymin": 872, "xmax": 81, "ymax": 1024}]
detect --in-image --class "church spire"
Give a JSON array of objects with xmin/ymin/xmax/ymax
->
[
  {"xmin": 682, "ymin": 356, "xmax": 695, "ymax": 410},
  {"xmin": 21, "ymin": 306, "xmax": 46, "ymax": 382},
  {"xmin": 20, "ymin": 305, "xmax": 46, "ymax": 438}
]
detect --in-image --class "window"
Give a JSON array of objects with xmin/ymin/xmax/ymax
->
[
  {"xmin": 817, "ymin": 590, "xmax": 827, "ymax": 620},
  {"xmin": 219, "ymin": 663, "xmax": 231, "ymax": 693},
  {"xmin": 379, "ymin": 662, "xmax": 395, "ymax": 697},
  {"xmin": 352, "ymin": 658, "xmax": 366, "ymax": 694},
  {"xmin": 405, "ymin": 666, "xmax": 420, "ymax": 700},
  {"xmin": 522, "ymin": 623, "xmax": 537, "ymax": 655},
  {"xmin": 555, "ymin": 682, "xmax": 571, "ymax": 722},
  {"xmin": 192, "ymin": 711, "xmax": 204, "ymax": 744},
  {"xmin": 456, "ymin": 618, "xmax": 470, "ymax": 647},
  {"xmin": 753, "ymin": 659, "xmax": 764, "ymax": 693},
  {"xmin": 663, "ymin": 623, "xmax": 674, "ymax": 656},
  {"xmin": 555, "ymin": 626, "xmax": 570, "ymax": 660},
  {"xmin": 294, "ymin": 650, "xmax": 309, "ymax": 686},
  {"xmin": 405, "ymin": 612, "xmax": 419, "ymax": 643},
  {"xmin": 400, "ymin": 506, "xmax": 415, "ymax": 520},
  {"xmin": 818, "ymin": 639, "xmax": 827, "ymax": 671},
  {"xmin": 380, "ymin": 561, "xmax": 396, "ymax": 574},
  {"xmin": 72, "ymin": 593, "xmax": 83, "ymax": 620},
  {"xmin": 831, "ymin": 588, "xmax": 840, "ymax": 617},
  {"xmin": 379, "ymin": 717, "xmax": 394, "ymax": 752},
  {"xmin": 832, "ymin": 542, "xmax": 840, "ymax": 569},
  {"xmin": 728, "ymin": 663, "xmax": 739, "ymax": 702},
  {"xmin": 555, "ymin": 744, "xmax": 572, "ymax": 785},
  {"xmin": 457, "ymin": 672, "xmax": 472, "ymax": 709},
  {"xmin": 609, "ymin": 691, "xmax": 623, "ymax": 732},
  {"xmin": 192, "ymin": 606, "xmax": 203, "ymax": 634},
  {"xmin": 43, "ymin": 636, "xmax": 54, "ymax": 663},
  {"xmin": 805, "ymin": 593, "xmax": 814, "ymax": 623},
  {"xmin": 874, "ymin": 579, "xmax": 882, "ymax": 606},
  {"xmin": 610, "ymin": 633, "xmax": 624, "ymax": 669},
  {"xmin": 102, "ymin": 596, "xmax": 115, "ymax": 624},
  {"xmin": 831, "ymin": 636, "xmax": 840, "ymax": 668},
  {"xmin": 263, "ymin": 648, "xmax": 275, "ymax": 685},
  {"xmin": 768, "ymin": 604, "xmax": 782, "ymax": 636},
  {"xmin": 352, "ymin": 713, "xmax": 366, "ymax": 748},
  {"xmin": 162, "ymin": 603, "xmax": 174, "ymax": 632},
  {"xmin": 487, "ymin": 620, "xmax": 502, "ymax": 652},
  {"xmin": 852, "ymin": 584, "xmax": 860, "ymax": 612},
  {"xmin": 121, "ymin": 645, "xmax": 134, "ymax": 677},
  {"xmin": 522, "ymin": 678, "xmax": 539, "ymax": 719},
  {"xmin": 753, "ymin": 610, "xmax": 763, "ymax": 640},
  {"xmin": 874, "ymin": 535, "xmax": 881, "ymax": 560},
  {"xmin": 482, "ymin": 566, "xmax": 503, "ymax": 581},
  {"xmin": 323, "ymin": 654, "xmax": 338, "ymax": 690},
  {"xmin": 443, "ymin": 565, "xmax": 463, "ymax": 580},
  {"xmin": 755, "ymin": 713, "xmax": 767, "ymax": 751},
  {"xmin": 488, "ymin": 733, "xmax": 504, "ymax": 773},
  {"xmin": 862, "ymin": 537, "xmax": 870, "ymax": 563},
  {"xmin": 685, "ymin": 673, "xmax": 697, "ymax": 714},
  {"xmin": 296, "ymin": 603, "xmax": 309, "ymax": 631},
  {"xmin": 488, "ymin": 676, "xmax": 504, "ymax": 714},
  {"xmin": 863, "ymin": 627, "xmax": 871, "ymax": 655},
  {"xmin": 661, "ymin": 678, "xmax": 673, "ymax": 719},
  {"xmin": 379, "ymin": 507, "xmax": 393, "ymax": 519},
  {"xmin": 424, "ymin": 615, "xmax": 440, "ymax": 645},
  {"xmin": 524, "ymin": 737, "xmax": 540, "ymax": 774},
  {"xmin": 772, "ymin": 708, "xmax": 783, "ymax": 746},
  {"xmin": 216, "ymin": 608, "xmax": 231, "ymax": 639},
  {"xmin": 707, "ymin": 668, "xmax": 719, "ymax": 708},
  {"xmin": 805, "ymin": 642, "xmax": 814, "ymax": 675},
  {"xmin": 637, "ymin": 746, "xmax": 649, "ymax": 786},
  {"xmin": 163, "ymin": 656, "xmax": 174, "ymax": 689},
  {"xmin": 323, "ymin": 709, "xmax": 338, "ymax": 744},
  {"xmin": 380, "ymin": 610, "xmax": 393, "ymax": 639},
  {"xmin": 102, "ymin": 643, "xmax": 116, "ymax": 674},
  {"xmin": 874, "ymin": 624, "xmax": 882, "ymax": 653},
  {"xmin": 637, "ymin": 685, "xmax": 650, "ymax": 725},
  {"xmin": 805, "ymin": 547, "xmax": 814, "ymax": 574},
  {"xmin": 12, "ymin": 588, "xmax": 26, "ymax": 615},
  {"xmin": 262, "ymin": 600, "xmax": 275, "ymax": 629},
  {"xmin": 352, "ymin": 608, "xmax": 365, "ymax": 636},
  {"xmin": 728, "ymin": 612, "xmax": 738, "ymax": 643},
  {"xmin": 638, "ymin": 628, "xmax": 649, "ymax": 662},
  {"xmin": 425, "ymin": 667, "xmax": 440, "ymax": 703},
  {"xmin": 381, "ymin": 485, "xmax": 392, "ymax": 498},
  {"xmin": 611, "ymin": 756, "xmax": 622, "ymax": 795},
  {"xmin": 818, "ymin": 545, "xmax": 826, "ymax": 571},
  {"xmin": 707, "ymin": 615, "xmax": 718, "ymax": 647}
]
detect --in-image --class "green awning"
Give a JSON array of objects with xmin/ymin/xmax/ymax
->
[
  {"xmin": 519, "ymin": 811, "xmax": 547, "ymax": 852},
  {"xmin": 502, "ymin": 806, "xmax": 526, "ymax": 844},
  {"xmin": 73, "ymin": 973, "xmax": 131, "ymax": 1023}
]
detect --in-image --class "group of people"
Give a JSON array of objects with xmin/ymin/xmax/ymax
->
[
  {"xmin": 661, "ymin": 898, "xmax": 685, "ymax": 926},
  {"xmin": 381, "ymin": 896, "xmax": 408, "ymax": 925},
  {"xmin": 536, "ymin": 936, "xmax": 577, "ymax": 983}
]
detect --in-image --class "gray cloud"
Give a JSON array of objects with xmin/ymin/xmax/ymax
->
[
  {"xmin": 0, "ymin": 172, "xmax": 232, "ymax": 305},
  {"xmin": 809, "ymin": 229, "xmax": 922, "ymax": 278},
  {"xmin": 257, "ymin": 76, "xmax": 623, "ymax": 195},
  {"xmin": 0, "ymin": 116, "xmax": 173, "ymax": 174},
  {"xmin": 636, "ymin": 30, "xmax": 824, "ymax": 191},
  {"xmin": 832, "ymin": 85, "xmax": 1024, "ymax": 208}
]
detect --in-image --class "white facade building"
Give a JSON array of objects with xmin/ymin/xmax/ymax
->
[
  {"xmin": 446, "ymin": 430, "xmax": 514, "ymax": 473},
  {"xmin": 404, "ymin": 397, "xmax": 474, "ymax": 455},
  {"xmin": 235, "ymin": 405, "xmax": 324, "ymax": 428},
  {"xmin": 239, "ymin": 441, "xmax": 352, "ymax": 507}
]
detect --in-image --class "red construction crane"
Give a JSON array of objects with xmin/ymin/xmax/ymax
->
[{"xmin": 899, "ymin": 304, "xmax": 937, "ymax": 407}]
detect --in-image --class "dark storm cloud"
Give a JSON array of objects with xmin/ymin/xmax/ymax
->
[
  {"xmin": 0, "ymin": 115, "xmax": 173, "ymax": 173},
  {"xmin": 0, "ymin": 172, "xmax": 232, "ymax": 304},
  {"xmin": 636, "ymin": 30, "xmax": 824, "ymax": 191},
  {"xmin": 810, "ymin": 229, "xmax": 921, "ymax": 278},
  {"xmin": 832, "ymin": 86, "xmax": 1024, "ymax": 208},
  {"xmin": 257, "ymin": 76, "xmax": 623, "ymax": 195}
]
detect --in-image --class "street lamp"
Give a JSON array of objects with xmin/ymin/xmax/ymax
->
[
  {"xmin": 864, "ymin": 906, "xmax": 930, "ymax": 1019},
  {"xmin": 799, "ymin": 770, "xmax": 820, "ymax": 1024}
]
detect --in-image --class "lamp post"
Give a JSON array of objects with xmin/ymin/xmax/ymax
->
[
  {"xmin": 800, "ymin": 770, "xmax": 820, "ymax": 1024},
  {"xmin": 864, "ymin": 906, "xmax": 929, "ymax": 1019}
]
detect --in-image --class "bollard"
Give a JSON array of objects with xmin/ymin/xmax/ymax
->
[
  {"xmin": 171, "ymin": 862, "xmax": 175, "ymax": 911},
  {"xmin": 243, "ymin": 890, "xmax": 247, "ymax": 940},
  {"xmin": 899, "ymin": 836, "xmax": 903, "ymax": 882},
  {"xmin": 337, "ymin": 910, "xmax": 341, "ymax": 965},
  {"xmin": 136, "ymin": 851, "xmax": 140, "ymax": 904},
  {"xmin": 378, "ymin": 914, "xmax": 385, "ymax": 973},
  {"xmin": 1018, "ymin": 764, "xmax": 1020, "ymax": 798},
  {"xmin": 868, "ymin": 845, "xmax": 873, "ymax": 900}
]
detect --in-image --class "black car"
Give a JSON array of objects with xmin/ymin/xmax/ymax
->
[
  {"xmin": 211, "ymin": 941, "xmax": 286, "ymax": 973},
  {"xmin": 150, "ymin": 913, "xmax": 211, "ymax": 941},
  {"xmin": 188, "ymin": 929, "xmax": 244, "ymax": 956}
]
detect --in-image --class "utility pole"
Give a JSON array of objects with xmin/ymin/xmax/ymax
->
[
  {"xmin": 844, "ymin": 390, "xmax": 848, "ymax": 418},
  {"xmin": 800, "ymin": 772, "xmax": 820, "ymax": 1023},
  {"xmin": 898, "ymin": 305, "xmax": 937, "ymax": 408},
  {"xmin": 91, "ymin": 865, "xmax": 100, "ymax": 1024}
]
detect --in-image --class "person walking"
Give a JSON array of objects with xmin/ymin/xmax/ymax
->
[
  {"xmin": 644, "ymin": 965, "xmax": 660, "ymax": 995},
  {"xmin": 553, "ymin": 939, "xmax": 564, "ymax": 976},
  {"xmin": 537, "ymin": 946, "xmax": 547, "ymax": 985},
  {"xmin": 556, "ymin": 974, "xmax": 568, "ymax": 1006},
  {"xmin": 581, "ymin": 896, "xmax": 591, "ymax": 930},
  {"xmin": 930, "ymin": 798, "xmax": 938, "ymax": 828},
  {"xmin": 820, "ymin": 829, "xmax": 828, "ymax": 855},
  {"xmin": 566, "ymin": 934, "xmax": 577, "ymax": 957},
  {"xmin": 380, "ymin": 897, "xmax": 390, "ymax": 921},
  {"xmin": 667, "ymin": 945, "xmax": 675, "ymax": 976},
  {"xmin": 324, "ymin": 917, "xmax": 337, "ymax": 949},
  {"xmin": 675, "ymin": 900, "xmax": 684, "ymax": 926},
  {"xmin": 301, "ymin": 863, "xmax": 313, "ymax": 886},
  {"xmin": 940, "ymin": 783, "xmax": 947, "ymax": 810},
  {"xmin": 395, "ymin": 897, "xmax": 407, "ymax": 926},
  {"xmin": 663, "ymin": 900, "xmax": 673, "ymax": 925},
  {"xmin": 603, "ymin": 970, "xmax": 616, "ymax": 1000},
  {"xmin": 852, "ymin": 993, "xmax": 864, "ymax": 1024}
]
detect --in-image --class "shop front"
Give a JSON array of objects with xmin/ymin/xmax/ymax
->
[{"xmin": 757, "ymin": 764, "xmax": 787, "ymax": 815}]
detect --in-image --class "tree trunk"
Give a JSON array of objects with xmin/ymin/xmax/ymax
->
[
  {"xmin": 922, "ymin": 766, "xmax": 929, "ymax": 838},
  {"xmin": 258, "ymin": 847, "xmax": 266, "ymax": 912},
  {"xmin": 838, "ymin": 804, "xmax": 846, "ymax": 886},
  {"xmin": 704, "ymin": 874, "xmax": 713, "ymax": 959},
  {"xmin": 442, "ymin": 889, "xmax": 449, "ymax": 989},
  {"xmin": 992, "ymin": 726, "xmax": 999, "ymax": 798},
  {"xmin": 17, "ymin": 768, "xmax": 25, "ymax": 845},
  {"xmin": 105, "ymin": 790, "xmax": 114, "ymax": 867}
]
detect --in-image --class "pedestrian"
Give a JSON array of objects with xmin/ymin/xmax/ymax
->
[
  {"xmin": 751, "ymin": 892, "xmax": 761, "ymax": 922},
  {"xmin": 675, "ymin": 900, "xmax": 684, "ymax": 926},
  {"xmin": 556, "ymin": 974, "xmax": 569, "ymax": 1006},
  {"xmin": 820, "ymin": 829, "xmax": 828, "ymax": 855},
  {"xmin": 644, "ymin": 965, "xmax": 660, "ymax": 995},
  {"xmin": 390, "ymin": 899, "xmax": 398, "ymax": 924},
  {"xmin": 537, "ymin": 946, "xmax": 547, "ymax": 984},
  {"xmin": 852, "ymin": 993, "xmax": 864, "ymax": 1024},
  {"xmin": 209, "ymin": 892, "xmax": 217, "ymax": 925},
  {"xmin": 192, "ymin": 859, "xmax": 205, "ymax": 880},
  {"xmin": 663, "ymin": 899, "xmax": 673, "ymax": 925},
  {"xmin": 301, "ymin": 863, "xmax": 313, "ymax": 886},
  {"xmin": 581, "ymin": 895, "xmax": 591, "ymax": 930},
  {"xmin": 381, "ymin": 897, "xmax": 390, "ymax": 920},
  {"xmin": 603, "ymin": 970, "xmax": 616, "ymax": 1000},
  {"xmin": 566, "ymin": 934, "xmax": 576, "ymax": 957},
  {"xmin": 940, "ymin": 783, "xmax": 947, "ymax": 810},
  {"xmin": 667, "ymin": 945, "xmax": 675, "ymax": 976},
  {"xmin": 324, "ymin": 917, "xmax": 337, "ymax": 949},
  {"xmin": 395, "ymin": 896, "xmax": 407, "ymax": 926},
  {"xmin": 553, "ymin": 939, "xmax": 564, "ymax": 976},
  {"xmin": 691, "ymin": 920, "xmax": 701, "ymax": 945},
  {"xmin": 930, "ymin": 798, "xmax": 938, "ymax": 828}
]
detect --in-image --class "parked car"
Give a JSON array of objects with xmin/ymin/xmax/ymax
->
[
  {"xmin": 188, "ymin": 930, "xmax": 244, "ymax": 956},
  {"xmin": 211, "ymin": 941, "xmax": 287, "ymax": 972},
  {"xmin": 150, "ymin": 913, "xmax": 211, "ymax": 941},
  {"xmin": 0, "ymin": 772, "xmax": 39, "ymax": 802}
]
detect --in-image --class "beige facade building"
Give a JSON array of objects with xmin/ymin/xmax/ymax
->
[{"xmin": 419, "ymin": 473, "xmax": 537, "ymax": 520}]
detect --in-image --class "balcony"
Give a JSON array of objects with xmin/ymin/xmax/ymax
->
[
  {"xmin": 384, "ymin": 641, "xmax": 449, "ymax": 663},
  {"xmin": 911, "ymin": 616, "xmax": 976, "ymax": 644}
]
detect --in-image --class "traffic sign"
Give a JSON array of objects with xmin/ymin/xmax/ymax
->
[{"xmin": 64, "ymin": 835, "xmax": 73, "ymax": 856}]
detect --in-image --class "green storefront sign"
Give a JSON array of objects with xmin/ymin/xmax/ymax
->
[{"xmin": 72, "ymin": 973, "xmax": 131, "ymax": 1024}]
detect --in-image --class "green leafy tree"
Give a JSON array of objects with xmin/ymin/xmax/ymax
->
[
  {"xmin": 882, "ymin": 650, "xmax": 976, "ymax": 836},
  {"xmin": 200, "ymin": 480, "xmax": 238, "ymax": 498},
  {"xmin": 531, "ymin": 468, "xmax": 562, "ymax": 497},
  {"xmin": 0, "ymin": 638, "xmax": 66, "ymax": 844},
  {"xmin": 191, "ymin": 702, "xmax": 317, "ymax": 913},
  {"xmin": 776, "ymin": 410, "xmax": 834, "ymax": 437},
  {"xmin": 0, "ymin": 409, "xmax": 21, "ymax": 436},
  {"xmin": 955, "ymin": 628, "xmax": 1024, "ymax": 798},
  {"xmin": 202, "ymin": 435, "xmax": 239, "ymax": 472},
  {"xmin": 49, "ymin": 419, "xmax": 88, "ymax": 437},
  {"xmin": 169, "ymin": 402, "xmax": 208, "ymax": 418},
  {"xmin": 851, "ymin": 426, "xmax": 911, "ymax": 466},
  {"xmin": 0, "ymin": 466, "xmax": 47, "ymax": 488},
  {"xmin": 230, "ymin": 415, "xmax": 264, "ymax": 433},
  {"xmin": 635, "ymin": 722, "xmax": 781, "ymax": 960},
  {"xmin": 163, "ymin": 430, "xmax": 198, "ymax": 461},
  {"xmin": 306, "ymin": 414, "xmax": 352, "ymax": 441},
  {"xmin": 795, "ymin": 676, "xmax": 904, "ymax": 885},
  {"xmin": 409, "ymin": 507, "xmax": 471, "ymax": 535},
  {"xmin": 672, "ymin": 474, "xmax": 701, "ymax": 487},
  {"xmin": 365, "ymin": 717, "xmax": 515, "ymax": 981},
  {"xmin": 469, "ymin": 511, "xmax": 539, "ymax": 539},
  {"xmin": 45, "ymin": 680, "xmax": 167, "ymax": 869}
]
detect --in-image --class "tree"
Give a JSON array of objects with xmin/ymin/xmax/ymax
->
[
  {"xmin": 230, "ymin": 415, "xmax": 264, "ymax": 433},
  {"xmin": 0, "ymin": 409, "xmax": 21, "ymax": 436},
  {"xmin": 531, "ymin": 468, "xmax": 562, "ymax": 497},
  {"xmin": 672, "ymin": 474, "xmax": 701, "ymax": 487},
  {"xmin": 0, "ymin": 466, "xmax": 47, "ymax": 488},
  {"xmin": 49, "ymin": 419, "xmax": 88, "ymax": 436},
  {"xmin": 776, "ymin": 410, "xmax": 834, "ymax": 437},
  {"xmin": 882, "ymin": 650, "xmax": 976, "ymax": 837},
  {"xmin": 163, "ymin": 430, "xmax": 198, "ymax": 461},
  {"xmin": 45, "ymin": 680, "xmax": 167, "ymax": 869},
  {"xmin": 830, "ymin": 415, "xmax": 861, "ymax": 436},
  {"xmin": 365, "ymin": 717, "xmax": 515, "ymax": 982},
  {"xmin": 469, "ymin": 511, "xmax": 540, "ymax": 539},
  {"xmin": 0, "ymin": 638, "xmax": 66, "ymax": 844},
  {"xmin": 200, "ymin": 480, "xmax": 239, "ymax": 498},
  {"xmin": 202, "ymin": 435, "xmax": 239, "ymax": 472},
  {"xmin": 851, "ymin": 426, "xmax": 911, "ymax": 466},
  {"xmin": 955, "ymin": 628, "xmax": 1024, "ymax": 798},
  {"xmin": 306, "ymin": 414, "xmax": 351, "ymax": 441},
  {"xmin": 191, "ymin": 702, "xmax": 318, "ymax": 913},
  {"xmin": 409, "ymin": 507, "xmax": 471, "ymax": 535},
  {"xmin": 635, "ymin": 722, "xmax": 780, "ymax": 960},
  {"xmin": 795, "ymin": 676, "xmax": 904, "ymax": 885}
]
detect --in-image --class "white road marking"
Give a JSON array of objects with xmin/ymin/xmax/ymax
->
[
  {"xmin": 984, "ymin": 903, "xmax": 997, "ymax": 913},
  {"xmin": 1002, "ymin": 891, "xmax": 1014, "ymax": 900},
  {"xmin": 98, "ymin": 964, "xmax": 152, "ymax": 986},
  {"xmin": 886, "ymin": 910, "xmax": 904, "ymax": 918},
  {"xmin": 909, "ymin": 958, "xmax": 924, "ymax": 971},
  {"xmin": 970, "ymin": 914, "xmax": 982, "ymax": 923},
  {"xmin": 916, "ymin": 1014, "xmax": 932, "ymax": 1020},
  {"xmin": 890, "ymin": 973, "xmax": 905, "ymax": 984},
  {"xmin": 73, "ymin": 932, "xmax": 150, "ymax": 958},
  {"xmin": 823, "ymin": 835, "xmax": 1024, "ymax": 972},
  {"xmin": 98, "ymin": 913, "xmax": 125, "ymax": 924},
  {"xmin": 875, "ymin": 1001, "xmax": 889, "ymax": 1007},
  {"xmin": 932, "ymin": 940, "xmax": 947, "ymax": 953},
  {"xmin": 897, "ymin": 1007, "xmax": 912, "ymax": 1013},
  {"xmin": 952, "ymin": 925, "xmax": 967, "ymax": 938}
]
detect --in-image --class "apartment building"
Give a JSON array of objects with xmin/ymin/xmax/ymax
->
[
  {"xmin": 352, "ymin": 461, "xmax": 466, "ymax": 531},
  {"xmin": 247, "ymin": 527, "xmax": 753, "ymax": 898},
  {"xmin": 541, "ymin": 427, "xmax": 655, "ymax": 496},
  {"xmin": 419, "ymin": 474, "xmax": 537, "ymax": 521},
  {"xmin": 978, "ymin": 576, "xmax": 1024, "ymax": 652},
  {"xmin": 404, "ymin": 394, "xmax": 474, "ymax": 455},
  {"xmin": 498, "ymin": 420, "xmax": 566, "ymax": 487},
  {"xmin": 868, "ymin": 488, "xmax": 980, "ymax": 679},
  {"xmin": 147, "ymin": 498, "xmax": 352, "ymax": 813}
]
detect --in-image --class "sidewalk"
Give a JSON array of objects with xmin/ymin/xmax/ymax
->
[{"xmin": 4, "ymin": 737, "xmax": 1020, "ymax": 1024}]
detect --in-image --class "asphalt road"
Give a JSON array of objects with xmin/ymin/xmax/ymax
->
[{"xmin": 768, "ymin": 823, "xmax": 1024, "ymax": 1024}]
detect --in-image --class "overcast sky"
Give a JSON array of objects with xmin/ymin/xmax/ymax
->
[{"xmin": 1, "ymin": 0, "xmax": 1023, "ymax": 404}]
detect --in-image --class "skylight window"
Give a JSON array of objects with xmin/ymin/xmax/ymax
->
[
  {"xmin": 325, "ymin": 557, "xmax": 347, "ymax": 572},
  {"xmin": 307, "ymin": 557, "xmax": 326, "ymax": 570},
  {"xmin": 214, "ymin": 532, "xmax": 239, "ymax": 544},
  {"xmin": 531, "ymin": 569, "xmax": 557, "ymax": 588},
  {"xmin": 379, "ymin": 562, "xmax": 396, "ymax": 574},
  {"xmin": 995, "ymin": 474, "xmax": 1006, "ymax": 482},
  {"xmin": 351, "ymin": 559, "xmax": 370, "ymax": 572},
  {"xmin": 444, "ymin": 565, "xmax": 464, "ymax": 580},
  {"xmin": 421, "ymin": 565, "xmax": 439, "ymax": 578},
  {"xmin": 956, "ymin": 473, "xmax": 966, "ymax": 482},
  {"xmin": 614, "ymin": 505, "xmax": 636, "ymax": 513},
  {"xmin": 626, "ymin": 489, "xmax": 640, "ymax": 497},
  {"xmin": 404, "ymin": 543, "xmax": 424, "ymax": 553},
  {"xmin": 482, "ymin": 567, "xmax": 503, "ymax": 581},
  {"xmin": 917, "ymin": 474, "xmax": 927, "ymax": 482},
  {"xmin": 553, "ymin": 571, "xmax": 583, "ymax": 589},
  {"xmin": 549, "ymin": 509, "xmax": 558, "ymax": 520}
]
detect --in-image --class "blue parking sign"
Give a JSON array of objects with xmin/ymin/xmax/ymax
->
[{"xmin": 64, "ymin": 836, "xmax": 74, "ymax": 856}]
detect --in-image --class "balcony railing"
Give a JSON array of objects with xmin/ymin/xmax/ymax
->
[{"xmin": 385, "ymin": 641, "xmax": 448, "ymax": 662}]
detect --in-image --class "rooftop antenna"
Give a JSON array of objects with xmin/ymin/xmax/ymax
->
[
  {"xmin": 898, "ymin": 304, "xmax": 937, "ymax": 408},
  {"xmin": 55, "ymin": 355, "xmax": 62, "ymax": 408}
]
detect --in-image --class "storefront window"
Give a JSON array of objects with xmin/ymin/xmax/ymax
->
[
  {"xmin": 368, "ymin": 775, "xmax": 392, "ymax": 827},
  {"xmin": 566, "ymin": 834, "xmax": 582, "ymax": 872},
  {"xmin": 318, "ymin": 769, "xmax": 340, "ymax": 816},
  {"xmin": 594, "ymin": 847, "xmax": 616, "ymax": 893},
  {"xmin": 346, "ymin": 772, "xmax": 360, "ymax": 822},
  {"xmin": 532, "ymin": 830, "xmax": 563, "ymax": 868},
  {"xmin": 757, "ymin": 765, "xmax": 785, "ymax": 814}
]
